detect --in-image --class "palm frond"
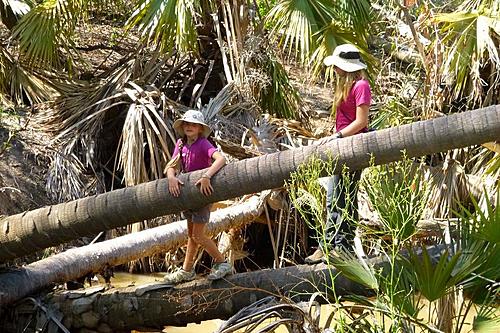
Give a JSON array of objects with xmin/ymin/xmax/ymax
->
[
  {"xmin": 118, "ymin": 83, "xmax": 178, "ymax": 186},
  {"xmin": 458, "ymin": 0, "xmax": 500, "ymax": 13},
  {"xmin": 12, "ymin": 0, "xmax": 86, "ymax": 68},
  {"xmin": 36, "ymin": 51, "xmax": 194, "ymax": 200},
  {"xmin": 126, "ymin": 0, "xmax": 200, "ymax": 55},
  {"xmin": 432, "ymin": 6, "xmax": 500, "ymax": 106},
  {"xmin": 203, "ymin": 82, "xmax": 237, "ymax": 123},
  {"xmin": 265, "ymin": 0, "xmax": 371, "ymax": 67},
  {"xmin": 37, "ymin": 56, "xmax": 140, "ymax": 200},
  {"xmin": 473, "ymin": 289, "xmax": 500, "ymax": 333},
  {"xmin": 259, "ymin": 54, "xmax": 302, "ymax": 120},
  {"xmin": 470, "ymin": 192, "xmax": 500, "ymax": 244},
  {"xmin": 402, "ymin": 247, "xmax": 462, "ymax": 302},
  {"xmin": 245, "ymin": 115, "xmax": 281, "ymax": 154},
  {"xmin": 331, "ymin": 0, "xmax": 371, "ymax": 38},
  {"xmin": 0, "ymin": 0, "xmax": 31, "ymax": 15},
  {"xmin": 330, "ymin": 248, "xmax": 379, "ymax": 290},
  {"xmin": 241, "ymin": 35, "xmax": 303, "ymax": 120},
  {"xmin": 45, "ymin": 138, "xmax": 93, "ymax": 201},
  {"xmin": 0, "ymin": 45, "xmax": 57, "ymax": 104},
  {"xmin": 456, "ymin": 191, "xmax": 500, "ymax": 295},
  {"xmin": 422, "ymin": 150, "xmax": 471, "ymax": 219},
  {"xmin": 265, "ymin": 0, "xmax": 336, "ymax": 63},
  {"xmin": 484, "ymin": 153, "xmax": 500, "ymax": 191},
  {"xmin": 0, "ymin": 0, "xmax": 30, "ymax": 30}
]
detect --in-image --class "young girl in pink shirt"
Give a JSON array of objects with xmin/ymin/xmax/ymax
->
[
  {"xmin": 163, "ymin": 110, "xmax": 231, "ymax": 283},
  {"xmin": 306, "ymin": 44, "xmax": 371, "ymax": 264}
]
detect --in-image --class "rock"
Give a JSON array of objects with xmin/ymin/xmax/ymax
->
[
  {"xmin": 72, "ymin": 297, "xmax": 94, "ymax": 315},
  {"xmin": 96, "ymin": 323, "xmax": 112, "ymax": 333},
  {"xmin": 81, "ymin": 311, "xmax": 100, "ymax": 329}
]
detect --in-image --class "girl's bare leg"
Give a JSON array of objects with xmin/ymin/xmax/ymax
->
[
  {"xmin": 183, "ymin": 221, "xmax": 199, "ymax": 271},
  {"xmin": 191, "ymin": 222, "xmax": 225, "ymax": 263}
]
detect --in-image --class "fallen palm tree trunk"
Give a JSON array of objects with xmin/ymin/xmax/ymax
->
[
  {"xmin": 0, "ymin": 193, "xmax": 268, "ymax": 306},
  {"xmin": 8, "ymin": 263, "xmax": 366, "ymax": 332},
  {"xmin": 1, "ymin": 106, "xmax": 499, "ymax": 261},
  {"xmin": 6, "ymin": 246, "xmax": 445, "ymax": 332}
]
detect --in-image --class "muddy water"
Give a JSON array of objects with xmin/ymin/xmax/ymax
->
[
  {"xmin": 162, "ymin": 320, "xmax": 223, "ymax": 333},
  {"xmin": 96, "ymin": 271, "xmax": 165, "ymax": 288}
]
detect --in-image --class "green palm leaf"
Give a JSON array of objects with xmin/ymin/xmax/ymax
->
[
  {"xmin": 265, "ymin": 0, "xmax": 370, "ymax": 65},
  {"xmin": 259, "ymin": 55, "xmax": 302, "ymax": 119},
  {"xmin": 471, "ymin": 193, "xmax": 500, "ymax": 244},
  {"xmin": 403, "ymin": 242, "xmax": 487, "ymax": 303},
  {"xmin": 331, "ymin": 0, "xmax": 371, "ymax": 37},
  {"xmin": 330, "ymin": 248, "xmax": 379, "ymax": 290},
  {"xmin": 473, "ymin": 290, "xmax": 500, "ymax": 333},
  {"xmin": 432, "ymin": 5, "xmax": 500, "ymax": 106},
  {"xmin": 0, "ymin": 45, "xmax": 56, "ymax": 104},
  {"xmin": 456, "ymin": 191, "xmax": 500, "ymax": 295},
  {"xmin": 12, "ymin": 0, "xmax": 85, "ymax": 67},
  {"xmin": 403, "ymin": 247, "xmax": 461, "ymax": 302},
  {"xmin": 127, "ymin": 0, "xmax": 200, "ymax": 55}
]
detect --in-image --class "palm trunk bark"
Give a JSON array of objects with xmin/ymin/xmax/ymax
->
[
  {"xmin": 0, "ymin": 193, "xmax": 268, "ymax": 306},
  {"xmin": 5, "ymin": 246, "xmax": 445, "ymax": 332},
  {"xmin": 1, "ymin": 106, "xmax": 499, "ymax": 261},
  {"xmin": 5, "ymin": 263, "xmax": 367, "ymax": 332}
]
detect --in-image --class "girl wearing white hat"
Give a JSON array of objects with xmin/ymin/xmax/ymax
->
[
  {"xmin": 305, "ymin": 44, "xmax": 371, "ymax": 264},
  {"xmin": 163, "ymin": 109, "xmax": 232, "ymax": 283}
]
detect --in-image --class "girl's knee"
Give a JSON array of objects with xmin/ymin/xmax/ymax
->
[{"xmin": 191, "ymin": 234, "xmax": 207, "ymax": 245}]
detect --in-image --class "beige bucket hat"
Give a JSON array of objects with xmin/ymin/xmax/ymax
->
[
  {"xmin": 323, "ymin": 44, "xmax": 367, "ymax": 72},
  {"xmin": 173, "ymin": 110, "xmax": 212, "ymax": 138}
]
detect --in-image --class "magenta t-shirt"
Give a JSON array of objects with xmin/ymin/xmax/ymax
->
[
  {"xmin": 171, "ymin": 137, "xmax": 218, "ymax": 172},
  {"xmin": 336, "ymin": 79, "xmax": 371, "ymax": 134}
]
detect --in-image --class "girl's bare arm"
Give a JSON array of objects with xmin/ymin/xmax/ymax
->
[
  {"xmin": 196, "ymin": 152, "xmax": 226, "ymax": 196},
  {"xmin": 202, "ymin": 151, "xmax": 226, "ymax": 178}
]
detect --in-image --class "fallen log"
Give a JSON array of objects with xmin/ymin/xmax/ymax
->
[
  {"xmin": 6, "ymin": 263, "xmax": 369, "ymax": 333},
  {"xmin": 5, "ymin": 245, "xmax": 445, "ymax": 332},
  {"xmin": 1, "ymin": 106, "xmax": 499, "ymax": 261},
  {"xmin": 0, "ymin": 193, "xmax": 268, "ymax": 306}
]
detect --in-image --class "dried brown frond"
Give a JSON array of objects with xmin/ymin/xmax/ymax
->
[{"xmin": 33, "ymin": 51, "xmax": 188, "ymax": 201}]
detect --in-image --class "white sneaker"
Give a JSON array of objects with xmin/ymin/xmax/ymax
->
[
  {"xmin": 207, "ymin": 262, "xmax": 232, "ymax": 280},
  {"xmin": 163, "ymin": 268, "xmax": 195, "ymax": 284}
]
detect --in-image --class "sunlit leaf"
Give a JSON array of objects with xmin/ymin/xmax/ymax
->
[
  {"xmin": 265, "ymin": 0, "xmax": 370, "ymax": 67},
  {"xmin": 330, "ymin": 248, "xmax": 379, "ymax": 290},
  {"xmin": 127, "ymin": 0, "xmax": 200, "ymax": 55},
  {"xmin": 12, "ymin": 0, "xmax": 85, "ymax": 68},
  {"xmin": 0, "ymin": 45, "xmax": 57, "ymax": 104},
  {"xmin": 431, "ymin": 5, "xmax": 500, "ymax": 106}
]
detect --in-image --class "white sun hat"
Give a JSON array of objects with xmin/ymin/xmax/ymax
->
[
  {"xmin": 173, "ymin": 109, "xmax": 212, "ymax": 137},
  {"xmin": 323, "ymin": 44, "xmax": 367, "ymax": 72}
]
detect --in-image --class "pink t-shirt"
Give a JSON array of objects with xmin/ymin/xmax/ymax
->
[
  {"xmin": 335, "ymin": 79, "xmax": 371, "ymax": 134},
  {"xmin": 171, "ymin": 137, "xmax": 217, "ymax": 172}
]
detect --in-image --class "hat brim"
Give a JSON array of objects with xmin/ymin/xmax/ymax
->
[
  {"xmin": 173, "ymin": 119, "xmax": 212, "ymax": 138},
  {"xmin": 324, "ymin": 55, "xmax": 367, "ymax": 72}
]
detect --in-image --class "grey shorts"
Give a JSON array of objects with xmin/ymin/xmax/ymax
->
[{"xmin": 181, "ymin": 204, "xmax": 211, "ymax": 223}]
